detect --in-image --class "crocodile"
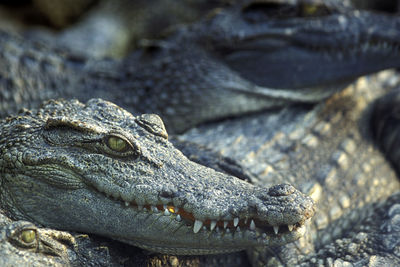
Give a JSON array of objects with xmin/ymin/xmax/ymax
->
[
  {"xmin": 1, "ymin": 0, "xmax": 400, "ymax": 133},
  {"xmin": 0, "ymin": 212, "xmax": 76, "ymax": 267},
  {"xmin": 0, "ymin": 98, "xmax": 315, "ymax": 258},
  {"xmin": 1, "ymin": 73, "xmax": 400, "ymax": 266},
  {"xmin": 0, "ymin": 0, "xmax": 400, "ymax": 265}
]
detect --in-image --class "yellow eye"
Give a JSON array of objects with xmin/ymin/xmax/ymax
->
[
  {"xmin": 21, "ymin": 230, "xmax": 36, "ymax": 244},
  {"xmin": 107, "ymin": 136, "xmax": 128, "ymax": 152},
  {"xmin": 302, "ymin": 4, "xmax": 318, "ymax": 16}
]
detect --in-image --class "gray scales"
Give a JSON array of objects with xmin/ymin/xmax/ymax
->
[
  {"xmin": 1, "ymin": 0, "xmax": 400, "ymax": 133},
  {"xmin": 0, "ymin": 0, "xmax": 400, "ymax": 266}
]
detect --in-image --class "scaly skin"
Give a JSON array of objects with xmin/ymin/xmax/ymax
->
[
  {"xmin": 179, "ymin": 70, "xmax": 400, "ymax": 265},
  {"xmin": 2, "ymin": 0, "xmax": 400, "ymax": 132},
  {"xmin": 0, "ymin": 98, "xmax": 314, "ymax": 256},
  {"xmin": 0, "ymin": 212, "xmax": 76, "ymax": 267}
]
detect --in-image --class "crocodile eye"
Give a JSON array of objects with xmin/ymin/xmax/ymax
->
[
  {"xmin": 242, "ymin": 1, "xmax": 333, "ymax": 22},
  {"xmin": 107, "ymin": 136, "xmax": 129, "ymax": 152},
  {"xmin": 301, "ymin": 3, "xmax": 318, "ymax": 16},
  {"xmin": 103, "ymin": 134, "xmax": 141, "ymax": 158},
  {"xmin": 21, "ymin": 229, "xmax": 36, "ymax": 244},
  {"xmin": 9, "ymin": 223, "xmax": 38, "ymax": 249},
  {"xmin": 300, "ymin": 3, "xmax": 331, "ymax": 17}
]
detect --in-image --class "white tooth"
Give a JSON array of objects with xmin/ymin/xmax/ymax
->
[
  {"xmin": 273, "ymin": 226, "xmax": 279, "ymax": 235},
  {"xmin": 250, "ymin": 220, "xmax": 256, "ymax": 231},
  {"xmin": 193, "ymin": 220, "xmax": 203, "ymax": 234},
  {"xmin": 164, "ymin": 209, "xmax": 170, "ymax": 216},
  {"xmin": 163, "ymin": 205, "xmax": 167, "ymax": 210},
  {"xmin": 262, "ymin": 233, "xmax": 267, "ymax": 238},
  {"xmin": 143, "ymin": 207, "xmax": 148, "ymax": 212},
  {"xmin": 233, "ymin": 217, "xmax": 239, "ymax": 227},
  {"xmin": 288, "ymin": 225, "xmax": 294, "ymax": 231},
  {"xmin": 236, "ymin": 226, "xmax": 241, "ymax": 232},
  {"xmin": 152, "ymin": 206, "xmax": 158, "ymax": 213},
  {"xmin": 223, "ymin": 221, "xmax": 228, "ymax": 229},
  {"xmin": 137, "ymin": 205, "xmax": 143, "ymax": 210},
  {"xmin": 244, "ymin": 218, "xmax": 248, "ymax": 224},
  {"xmin": 125, "ymin": 202, "xmax": 129, "ymax": 207},
  {"xmin": 226, "ymin": 228, "xmax": 230, "ymax": 233},
  {"xmin": 210, "ymin": 221, "xmax": 217, "ymax": 231},
  {"xmin": 203, "ymin": 226, "xmax": 207, "ymax": 230},
  {"xmin": 176, "ymin": 214, "xmax": 182, "ymax": 222},
  {"xmin": 174, "ymin": 207, "xmax": 179, "ymax": 213}
]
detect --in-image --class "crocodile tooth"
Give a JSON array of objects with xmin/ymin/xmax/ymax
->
[
  {"xmin": 193, "ymin": 220, "xmax": 203, "ymax": 233},
  {"xmin": 226, "ymin": 228, "xmax": 230, "ymax": 233},
  {"xmin": 223, "ymin": 221, "xmax": 228, "ymax": 229},
  {"xmin": 250, "ymin": 220, "xmax": 256, "ymax": 231},
  {"xmin": 288, "ymin": 224, "xmax": 294, "ymax": 231},
  {"xmin": 151, "ymin": 206, "xmax": 158, "ymax": 213},
  {"xmin": 164, "ymin": 209, "xmax": 170, "ymax": 216},
  {"xmin": 125, "ymin": 202, "xmax": 129, "ymax": 207},
  {"xmin": 233, "ymin": 217, "xmax": 239, "ymax": 227},
  {"xmin": 262, "ymin": 233, "xmax": 267, "ymax": 238},
  {"xmin": 236, "ymin": 226, "xmax": 241, "ymax": 232},
  {"xmin": 210, "ymin": 220, "xmax": 217, "ymax": 231},
  {"xmin": 176, "ymin": 214, "xmax": 182, "ymax": 222},
  {"xmin": 273, "ymin": 226, "xmax": 279, "ymax": 235}
]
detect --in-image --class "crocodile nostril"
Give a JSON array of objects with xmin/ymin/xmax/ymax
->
[
  {"xmin": 159, "ymin": 188, "xmax": 177, "ymax": 199},
  {"xmin": 268, "ymin": 184, "xmax": 296, "ymax": 196}
]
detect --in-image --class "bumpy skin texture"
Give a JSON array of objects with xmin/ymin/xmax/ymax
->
[
  {"xmin": 0, "ymin": 212, "xmax": 75, "ymax": 267},
  {"xmin": 1, "ymin": 1, "xmax": 400, "ymax": 266},
  {"xmin": 0, "ymin": 98, "xmax": 314, "ymax": 257},
  {"xmin": 2, "ymin": 0, "xmax": 400, "ymax": 132},
  {"xmin": 180, "ymin": 70, "xmax": 400, "ymax": 265}
]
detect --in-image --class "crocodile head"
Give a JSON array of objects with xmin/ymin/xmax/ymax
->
[
  {"xmin": 0, "ymin": 213, "xmax": 75, "ymax": 266},
  {"xmin": 195, "ymin": 0, "xmax": 400, "ymax": 89},
  {"xmin": 0, "ymin": 99, "xmax": 314, "ymax": 255}
]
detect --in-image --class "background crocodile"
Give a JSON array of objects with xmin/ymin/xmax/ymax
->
[
  {"xmin": 1, "ymin": 0, "xmax": 400, "ymax": 133},
  {"xmin": 178, "ymin": 69, "xmax": 400, "ymax": 266}
]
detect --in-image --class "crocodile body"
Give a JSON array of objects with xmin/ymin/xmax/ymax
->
[{"xmin": 179, "ymin": 70, "xmax": 400, "ymax": 265}]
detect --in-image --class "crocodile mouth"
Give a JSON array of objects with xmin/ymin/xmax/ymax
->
[
  {"xmin": 227, "ymin": 36, "xmax": 400, "ymax": 56},
  {"xmin": 95, "ymin": 183, "xmax": 307, "ymax": 244},
  {"xmin": 125, "ymin": 203, "xmax": 303, "ymax": 235}
]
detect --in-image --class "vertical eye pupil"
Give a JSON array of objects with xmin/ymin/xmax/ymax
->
[
  {"xmin": 21, "ymin": 230, "xmax": 36, "ymax": 244},
  {"xmin": 108, "ymin": 136, "xmax": 127, "ymax": 152}
]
